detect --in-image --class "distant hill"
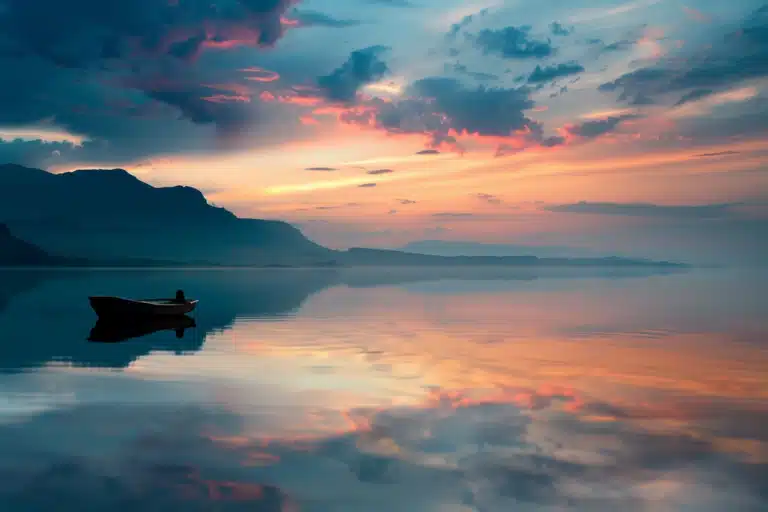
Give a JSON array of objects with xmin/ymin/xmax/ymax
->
[
  {"xmin": 0, "ymin": 223, "xmax": 73, "ymax": 266},
  {"xmin": 399, "ymin": 240, "xmax": 604, "ymax": 258},
  {"xmin": 0, "ymin": 164, "xmax": 332, "ymax": 266},
  {"xmin": 0, "ymin": 164, "xmax": 682, "ymax": 268},
  {"xmin": 339, "ymin": 248, "xmax": 680, "ymax": 268}
]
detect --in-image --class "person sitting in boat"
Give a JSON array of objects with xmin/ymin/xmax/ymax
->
[{"xmin": 174, "ymin": 289, "xmax": 186, "ymax": 303}]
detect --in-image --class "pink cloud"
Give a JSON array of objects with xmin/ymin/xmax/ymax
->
[
  {"xmin": 683, "ymin": 6, "xmax": 712, "ymax": 23},
  {"xmin": 240, "ymin": 67, "xmax": 281, "ymax": 83},
  {"xmin": 202, "ymin": 94, "xmax": 251, "ymax": 104}
]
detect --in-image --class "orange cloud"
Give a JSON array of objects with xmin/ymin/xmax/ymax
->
[{"xmin": 240, "ymin": 66, "xmax": 281, "ymax": 83}]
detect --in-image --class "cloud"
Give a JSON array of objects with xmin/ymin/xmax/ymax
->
[
  {"xmin": 550, "ymin": 22, "xmax": 573, "ymax": 36},
  {"xmin": 695, "ymin": 150, "xmax": 740, "ymax": 158},
  {"xmin": 317, "ymin": 46, "xmax": 390, "ymax": 102},
  {"xmin": 448, "ymin": 63, "xmax": 500, "ymax": 82},
  {"xmin": 398, "ymin": 199, "xmax": 417, "ymax": 204},
  {"xmin": 367, "ymin": 168, "xmax": 394, "ymax": 175},
  {"xmin": 528, "ymin": 62, "xmax": 585, "ymax": 83},
  {"xmin": 0, "ymin": 0, "xmax": 313, "ymax": 167},
  {"xmin": 432, "ymin": 212, "xmax": 473, "ymax": 217},
  {"xmin": 475, "ymin": 193, "xmax": 503, "ymax": 205},
  {"xmin": 0, "ymin": 0, "xmax": 299, "ymax": 68},
  {"xmin": 545, "ymin": 201, "xmax": 739, "ymax": 218},
  {"xmin": 305, "ymin": 167, "xmax": 338, "ymax": 171},
  {"xmin": 602, "ymin": 39, "xmax": 635, "ymax": 52},
  {"xmin": 541, "ymin": 135, "xmax": 566, "ymax": 147},
  {"xmin": 1, "ymin": 390, "xmax": 765, "ymax": 512},
  {"xmin": 564, "ymin": 114, "xmax": 638, "ymax": 138},
  {"xmin": 675, "ymin": 88, "xmax": 714, "ymax": 106},
  {"xmin": 366, "ymin": 0, "xmax": 417, "ymax": 6},
  {"xmin": 568, "ymin": 0, "xmax": 663, "ymax": 24},
  {"xmin": 599, "ymin": 6, "xmax": 768, "ymax": 106},
  {"xmin": 472, "ymin": 26, "xmax": 555, "ymax": 59},
  {"xmin": 290, "ymin": 9, "xmax": 362, "ymax": 28},
  {"xmin": 447, "ymin": 10, "xmax": 490, "ymax": 40},
  {"xmin": 142, "ymin": 84, "xmax": 252, "ymax": 135},
  {"xmin": 0, "ymin": 138, "xmax": 79, "ymax": 168},
  {"xmin": 415, "ymin": 149, "xmax": 440, "ymax": 155},
  {"xmin": 345, "ymin": 78, "xmax": 537, "ymax": 146},
  {"xmin": 358, "ymin": 182, "xmax": 377, "ymax": 187}
]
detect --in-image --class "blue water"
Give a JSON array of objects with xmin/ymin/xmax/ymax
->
[{"xmin": 0, "ymin": 267, "xmax": 766, "ymax": 511}]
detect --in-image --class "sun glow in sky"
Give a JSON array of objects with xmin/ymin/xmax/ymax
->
[{"xmin": 0, "ymin": 0, "xmax": 766, "ymax": 263}]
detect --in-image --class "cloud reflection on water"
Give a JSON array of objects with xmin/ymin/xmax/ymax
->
[{"xmin": 0, "ymin": 268, "xmax": 766, "ymax": 510}]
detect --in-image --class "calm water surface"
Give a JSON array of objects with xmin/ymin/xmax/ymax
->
[{"xmin": 0, "ymin": 267, "xmax": 766, "ymax": 511}]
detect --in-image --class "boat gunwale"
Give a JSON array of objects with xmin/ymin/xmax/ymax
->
[{"xmin": 89, "ymin": 296, "xmax": 199, "ymax": 307}]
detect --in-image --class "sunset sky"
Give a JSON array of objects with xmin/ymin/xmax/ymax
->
[{"xmin": 0, "ymin": 0, "xmax": 766, "ymax": 263}]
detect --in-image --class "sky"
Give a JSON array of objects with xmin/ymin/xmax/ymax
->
[{"xmin": 0, "ymin": 0, "xmax": 766, "ymax": 264}]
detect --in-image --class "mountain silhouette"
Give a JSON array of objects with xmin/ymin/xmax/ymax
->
[
  {"xmin": 0, "ymin": 164, "xmax": 332, "ymax": 266},
  {"xmin": 399, "ymin": 240, "xmax": 601, "ymax": 258},
  {"xmin": 1, "ymin": 164, "xmax": 682, "ymax": 267}
]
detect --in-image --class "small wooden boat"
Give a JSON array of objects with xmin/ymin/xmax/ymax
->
[{"xmin": 89, "ymin": 296, "xmax": 198, "ymax": 319}]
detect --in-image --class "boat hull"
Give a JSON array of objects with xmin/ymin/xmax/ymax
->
[{"xmin": 89, "ymin": 296, "xmax": 198, "ymax": 319}]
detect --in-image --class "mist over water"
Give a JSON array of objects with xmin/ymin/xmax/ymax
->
[{"xmin": 0, "ymin": 267, "xmax": 766, "ymax": 511}]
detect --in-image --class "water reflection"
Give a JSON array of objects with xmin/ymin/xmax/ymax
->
[
  {"xmin": 0, "ymin": 267, "xmax": 766, "ymax": 510},
  {"xmin": 88, "ymin": 315, "xmax": 196, "ymax": 343}
]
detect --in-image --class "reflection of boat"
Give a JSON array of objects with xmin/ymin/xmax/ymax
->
[
  {"xmin": 89, "ymin": 296, "xmax": 198, "ymax": 318},
  {"xmin": 88, "ymin": 315, "xmax": 196, "ymax": 343}
]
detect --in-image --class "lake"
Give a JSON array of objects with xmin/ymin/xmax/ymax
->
[{"xmin": 0, "ymin": 267, "xmax": 766, "ymax": 511}]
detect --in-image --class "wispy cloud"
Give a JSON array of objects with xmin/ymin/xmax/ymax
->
[
  {"xmin": 545, "ymin": 201, "xmax": 739, "ymax": 218},
  {"xmin": 568, "ymin": 0, "xmax": 663, "ymax": 24}
]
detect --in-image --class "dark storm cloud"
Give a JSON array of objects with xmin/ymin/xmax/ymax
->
[
  {"xmin": 0, "ymin": 0, "xmax": 304, "ymax": 166},
  {"xmin": 545, "ymin": 201, "xmax": 740, "ymax": 218},
  {"xmin": 317, "ymin": 46, "xmax": 390, "ymax": 102},
  {"xmin": 367, "ymin": 168, "xmax": 394, "ymax": 175},
  {"xmin": 565, "ymin": 114, "xmax": 638, "ymax": 138},
  {"xmin": 472, "ymin": 26, "xmax": 555, "ymax": 59},
  {"xmin": 415, "ymin": 149, "xmax": 439, "ymax": 155},
  {"xmin": 291, "ymin": 9, "xmax": 362, "ymax": 28},
  {"xmin": 144, "ymin": 84, "xmax": 251, "ymax": 132},
  {"xmin": 0, "ymin": 0, "xmax": 298, "ymax": 68},
  {"xmin": 528, "ymin": 62, "xmax": 584, "ymax": 83},
  {"xmin": 599, "ymin": 5, "xmax": 768, "ymax": 105},
  {"xmin": 0, "ymin": 139, "xmax": 78, "ymax": 168}
]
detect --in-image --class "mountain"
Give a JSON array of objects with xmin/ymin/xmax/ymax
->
[
  {"xmin": 0, "ymin": 164, "xmax": 333, "ymax": 266},
  {"xmin": 0, "ymin": 223, "xmax": 73, "ymax": 266},
  {"xmin": 399, "ymin": 240, "xmax": 604, "ymax": 258},
  {"xmin": 338, "ymin": 248, "xmax": 679, "ymax": 267},
  {"xmin": 0, "ymin": 164, "xmax": 682, "ymax": 268}
]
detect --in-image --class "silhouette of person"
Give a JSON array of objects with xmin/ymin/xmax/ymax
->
[{"xmin": 175, "ymin": 289, "xmax": 186, "ymax": 303}]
